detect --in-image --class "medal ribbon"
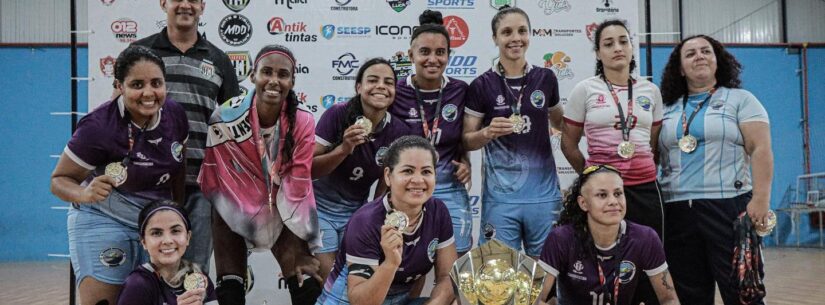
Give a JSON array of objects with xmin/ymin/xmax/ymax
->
[
  {"xmin": 604, "ymin": 78, "xmax": 634, "ymax": 142},
  {"xmin": 595, "ymin": 259, "xmax": 621, "ymax": 305},
  {"xmin": 497, "ymin": 63, "xmax": 528, "ymax": 116},
  {"xmin": 256, "ymin": 97, "xmax": 282, "ymax": 210},
  {"xmin": 680, "ymin": 88, "xmax": 717, "ymax": 137},
  {"xmin": 123, "ymin": 110, "xmax": 151, "ymax": 166},
  {"xmin": 412, "ymin": 77, "xmax": 444, "ymax": 145}
]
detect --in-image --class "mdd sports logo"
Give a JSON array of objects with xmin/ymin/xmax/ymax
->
[{"xmin": 445, "ymin": 54, "xmax": 478, "ymax": 79}]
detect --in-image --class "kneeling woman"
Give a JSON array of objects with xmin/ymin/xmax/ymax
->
[
  {"xmin": 316, "ymin": 136, "xmax": 457, "ymax": 305},
  {"xmin": 118, "ymin": 200, "xmax": 216, "ymax": 305},
  {"xmin": 536, "ymin": 165, "xmax": 680, "ymax": 305}
]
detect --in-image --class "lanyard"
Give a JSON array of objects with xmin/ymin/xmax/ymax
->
[
  {"xmin": 497, "ymin": 63, "xmax": 527, "ymax": 116},
  {"xmin": 412, "ymin": 77, "xmax": 444, "ymax": 145},
  {"xmin": 680, "ymin": 88, "xmax": 717, "ymax": 136},
  {"xmin": 604, "ymin": 78, "xmax": 634, "ymax": 141},
  {"xmin": 255, "ymin": 99, "xmax": 281, "ymax": 210},
  {"xmin": 123, "ymin": 112, "xmax": 151, "ymax": 165},
  {"xmin": 595, "ymin": 259, "xmax": 621, "ymax": 305}
]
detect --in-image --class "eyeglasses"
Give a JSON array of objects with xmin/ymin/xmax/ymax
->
[{"xmin": 582, "ymin": 164, "xmax": 620, "ymax": 176}]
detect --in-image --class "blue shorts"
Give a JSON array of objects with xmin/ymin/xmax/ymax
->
[
  {"xmin": 317, "ymin": 208, "xmax": 352, "ymax": 254},
  {"xmin": 432, "ymin": 183, "xmax": 472, "ymax": 253},
  {"xmin": 67, "ymin": 207, "xmax": 149, "ymax": 286},
  {"xmin": 478, "ymin": 200, "xmax": 560, "ymax": 257}
]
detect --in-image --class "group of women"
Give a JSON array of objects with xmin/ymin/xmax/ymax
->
[{"xmin": 50, "ymin": 5, "xmax": 772, "ymax": 305}]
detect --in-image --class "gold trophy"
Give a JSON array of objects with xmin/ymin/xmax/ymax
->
[{"xmin": 450, "ymin": 239, "xmax": 547, "ymax": 305}]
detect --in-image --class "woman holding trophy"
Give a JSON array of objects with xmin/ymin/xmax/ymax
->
[{"xmin": 315, "ymin": 136, "xmax": 457, "ymax": 305}]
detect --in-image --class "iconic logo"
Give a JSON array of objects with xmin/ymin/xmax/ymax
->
[
  {"xmin": 637, "ymin": 96, "xmax": 652, "ymax": 111},
  {"xmin": 427, "ymin": 239, "xmax": 439, "ymax": 262},
  {"xmin": 544, "ymin": 51, "xmax": 574, "ymax": 80},
  {"xmin": 99, "ymin": 56, "xmax": 116, "ymax": 78},
  {"xmin": 389, "ymin": 51, "xmax": 413, "ymax": 78},
  {"xmin": 442, "ymin": 104, "xmax": 459, "ymax": 122},
  {"xmin": 227, "ymin": 51, "xmax": 251, "ymax": 82},
  {"xmin": 573, "ymin": 260, "xmax": 584, "ymax": 274},
  {"xmin": 331, "ymin": 0, "xmax": 358, "ymax": 11},
  {"xmin": 267, "ymin": 17, "xmax": 317, "ymax": 42},
  {"xmin": 111, "ymin": 18, "xmax": 138, "ymax": 43},
  {"xmin": 332, "ymin": 53, "xmax": 360, "ymax": 80},
  {"xmin": 531, "ymin": 90, "xmax": 546, "ymax": 108},
  {"xmin": 375, "ymin": 25, "xmax": 418, "ymax": 40},
  {"xmin": 171, "ymin": 141, "xmax": 184, "ymax": 162},
  {"xmin": 274, "ymin": 0, "xmax": 307, "ymax": 9},
  {"xmin": 99, "ymin": 247, "xmax": 126, "ymax": 267},
  {"xmin": 618, "ymin": 260, "xmax": 636, "ymax": 284},
  {"xmin": 429, "ymin": 0, "xmax": 475, "ymax": 9},
  {"xmin": 585, "ymin": 22, "xmax": 599, "ymax": 42},
  {"xmin": 223, "ymin": 0, "xmax": 250, "ymax": 12},
  {"xmin": 386, "ymin": 0, "xmax": 410, "ymax": 12},
  {"xmin": 443, "ymin": 16, "xmax": 469, "ymax": 48},
  {"xmin": 490, "ymin": 0, "xmax": 513, "ymax": 10},
  {"xmin": 219, "ymin": 14, "xmax": 252, "ymax": 46},
  {"xmin": 445, "ymin": 54, "xmax": 477, "ymax": 79},
  {"xmin": 376, "ymin": 146, "xmax": 389, "ymax": 166},
  {"xmin": 597, "ymin": 0, "xmax": 619, "ymax": 13},
  {"xmin": 538, "ymin": 0, "xmax": 571, "ymax": 15},
  {"xmin": 101, "ymin": 0, "xmax": 116, "ymax": 6},
  {"xmin": 200, "ymin": 62, "xmax": 215, "ymax": 78}
]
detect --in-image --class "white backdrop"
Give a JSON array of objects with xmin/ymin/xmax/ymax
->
[{"xmin": 88, "ymin": 0, "xmax": 637, "ymax": 303}]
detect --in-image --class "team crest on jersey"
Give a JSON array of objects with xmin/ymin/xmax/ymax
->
[
  {"xmin": 376, "ymin": 146, "xmax": 389, "ymax": 166},
  {"xmin": 227, "ymin": 51, "xmax": 251, "ymax": 82},
  {"xmin": 99, "ymin": 247, "xmax": 126, "ymax": 267},
  {"xmin": 200, "ymin": 62, "xmax": 215, "ymax": 78},
  {"xmin": 496, "ymin": 95, "xmax": 506, "ymax": 106},
  {"xmin": 409, "ymin": 107, "xmax": 419, "ymax": 118},
  {"xmin": 386, "ymin": 0, "xmax": 410, "ymax": 12},
  {"xmin": 99, "ymin": 56, "xmax": 116, "ymax": 78},
  {"xmin": 711, "ymin": 99, "xmax": 725, "ymax": 110},
  {"xmin": 573, "ymin": 260, "xmax": 584, "ymax": 274},
  {"xmin": 222, "ymin": 0, "xmax": 250, "ymax": 12},
  {"xmin": 618, "ymin": 260, "xmax": 636, "ymax": 284},
  {"xmin": 636, "ymin": 96, "xmax": 652, "ymax": 111},
  {"xmin": 530, "ymin": 90, "xmax": 546, "ymax": 108},
  {"xmin": 427, "ymin": 239, "xmax": 438, "ymax": 262},
  {"xmin": 171, "ymin": 141, "xmax": 184, "ymax": 162},
  {"xmin": 441, "ymin": 104, "xmax": 458, "ymax": 122}
]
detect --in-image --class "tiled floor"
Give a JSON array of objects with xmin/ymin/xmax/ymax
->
[{"xmin": 2, "ymin": 247, "xmax": 823, "ymax": 305}]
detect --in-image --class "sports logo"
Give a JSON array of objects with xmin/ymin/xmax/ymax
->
[
  {"xmin": 530, "ymin": 90, "xmax": 546, "ymax": 108},
  {"xmin": 223, "ymin": 0, "xmax": 250, "ymax": 12},
  {"xmin": 429, "ymin": 0, "xmax": 475, "ymax": 9},
  {"xmin": 496, "ymin": 95, "xmax": 505, "ymax": 106},
  {"xmin": 408, "ymin": 107, "xmax": 419, "ymax": 118},
  {"xmin": 320, "ymin": 95, "xmax": 351, "ymax": 108},
  {"xmin": 376, "ymin": 146, "xmax": 389, "ymax": 166},
  {"xmin": 267, "ymin": 17, "xmax": 317, "ymax": 42},
  {"xmin": 171, "ymin": 141, "xmax": 184, "ymax": 162},
  {"xmin": 386, "ymin": 0, "xmax": 410, "ymax": 12},
  {"xmin": 273, "ymin": 0, "xmax": 307, "ymax": 9},
  {"xmin": 490, "ymin": 0, "xmax": 513, "ymax": 10},
  {"xmin": 219, "ymin": 14, "xmax": 252, "ymax": 46},
  {"xmin": 200, "ymin": 62, "xmax": 215, "ymax": 78},
  {"xmin": 390, "ymin": 51, "xmax": 413, "ymax": 78},
  {"xmin": 321, "ymin": 25, "xmax": 335, "ymax": 39},
  {"xmin": 618, "ymin": 260, "xmax": 636, "ymax": 284},
  {"xmin": 427, "ymin": 239, "xmax": 439, "ymax": 262},
  {"xmin": 538, "ymin": 0, "xmax": 571, "ymax": 15},
  {"xmin": 573, "ymin": 260, "xmax": 584, "ymax": 274},
  {"xmin": 543, "ymin": 51, "xmax": 574, "ymax": 80},
  {"xmin": 332, "ymin": 53, "xmax": 360, "ymax": 80},
  {"xmin": 331, "ymin": 0, "xmax": 358, "ymax": 11},
  {"xmin": 637, "ymin": 96, "xmax": 652, "ymax": 111},
  {"xmin": 443, "ymin": 16, "xmax": 469, "ymax": 48},
  {"xmin": 227, "ymin": 51, "xmax": 251, "ymax": 82},
  {"xmin": 597, "ymin": 0, "xmax": 619, "ymax": 13},
  {"xmin": 321, "ymin": 24, "xmax": 371, "ymax": 40},
  {"xmin": 99, "ymin": 56, "xmax": 115, "ymax": 78},
  {"xmin": 111, "ymin": 18, "xmax": 138, "ymax": 43},
  {"xmin": 585, "ymin": 22, "xmax": 599, "ymax": 42},
  {"xmin": 445, "ymin": 54, "xmax": 478, "ymax": 79},
  {"xmin": 442, "ymin": 104, "xmax": 459, "ymax": 122}
]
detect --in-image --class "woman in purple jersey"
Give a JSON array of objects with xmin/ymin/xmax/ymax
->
[
  {"xmin": 51, "ymin": 46, "xmax": 188, "ymax": 305},
  {"xmin": 312, "ymin": 57, "xmax": 402, "ymax": 281},
  {"xmin": 315, "ymin": 136, "xmax": 457, "ymax": 305},
  {"xmin": 536, "ymin": 165, "xmax": 679, "ymax": 305},
  {"xmin": 118, "ymin": 200, "xmax": 216, "ymax": 305}
]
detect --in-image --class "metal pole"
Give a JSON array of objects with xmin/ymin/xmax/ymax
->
[
  {"xmin": 69, "ymin": 0, "xmax": 79, "ymax": 304},
  {"xmin": 780, "ymin": 0, "xmax": 788, "ymax": 43},
  {"xmin": 645, "ymin": 0, "xmax": 652, "ymax": 78},
  {"xmin": 678, "ymin": 0, "xmax": 684, "ymax": 41}
]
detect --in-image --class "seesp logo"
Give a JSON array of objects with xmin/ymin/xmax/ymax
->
[
  {"xmin": 111, "ymin": 18, "xmax": 138, "ymax": 43},
  {"xmin": 543, "ymin": 51, "xmax": 574, "ymax": 80},
  {"xmin": 321, "ymin": 24, "xmax": 371, "ymax": 40},
  {"xmin": 267, "ymin": 17, "xmax": 317, "ymax": 42},
  {"xmin": 99, "ymin": 56, "xmax": 116, "ymax": 77},
  {"xmin": 227, "ymin": 51, "xmax": 251, "ymax": 82},
  {"xmin": 389, "ymin": 51, "xmax": 413, "ymax": 78},
  {"xmin": 219, "ymin": 14, "xmax": 252, "ymax": 46},
  {"xmin": 443, "ymin": 15, "xmax": 469, "ymax": 48},
  {"xmin": 274, "ymin": 0, "xmax": 307, "ymax": 9},
  {"xmin": 428, "ymin": 0, "xmax": 475, "ymax": 9},
  {"xmin": 321, "ymin": 95, "xmax": 351, "ymax": 109},
  {"xmin": 331, "ymin": 0, "xmax": 359, "ymax": 11},
  {"xmin": 386, "ymin": 0, "xmax": 410, "ymax": 12},
  {"xmin": 222, "ymin": 0, "xmax": 250, "ymax": 12},
  {"xmin": 332, "ymin": 53, "xmax": 360, "ymax": 81},
  {"xmin": 538, "ymin": 0, "xmax": 571, "ymax": 15},
  {"xmin": 375, "ymin": 25, "xmax": 418, "ymax": 40},
  {"xmin": 445, "ymin": 54, "xmax": 478, "ymax": 79}
]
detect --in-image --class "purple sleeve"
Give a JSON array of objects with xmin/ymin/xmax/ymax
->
[
  {"xmin": 167, "ymin": 99, "xmax": 190, "ymax": 143},
  {"xmin": 464, "ymin": 79, "xmax": 487, "ymax": 117},
  {"xmin": 639, "ymin": 227, "xmax": 668, "ymax": 275},
  {"xmin": 344, "ymin": 213, "xmax": 382, "ymax": 265},
  {"xmin": 205, "ymin": 276, "xmax": 217, "ymax": 303},
  {"xmin": 538, "ymin": 227, "xmax": 570, "ymax": 277},
  {"xmin": 315, "ymin": 104, "xmax": 345, "ymax": 147},
  {"xmin": 117, "ymin": 272, "xmax": 159, "ymax": 305},
  {"xmin": 66, "ymin": 112, "xmax": 111, "ymax": 169}
]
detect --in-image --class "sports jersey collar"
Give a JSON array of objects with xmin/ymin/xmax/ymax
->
[
  {"xmin": 372, "ymin": 111, "xmax": 392, "ymax": 134},
  {"xmin": 594, "ymin": 220, "xmax": 627, "ymax": 251},
  {"xmin": 491, "ymin": 58, "xmax": 534, "ymax": 78},
  {"xmin": 117, "ymin": 96, "xmax": 163, "ymax": 131},
  {"xmin": 155, "ymin": 27, "xmax": 210, "ymax": 52},
  {"xmin": 405, "ymin": 74, "xmax": 449, "ymax": 92}
]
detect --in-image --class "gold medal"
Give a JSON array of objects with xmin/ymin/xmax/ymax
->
[
  {"xmin": 617, "ymin": 141, "xmax": 636, "ymax": 159},
  {"xmin": 104, "ymin": 162, "xmax": 127, "ymax": 186},
  {"xmin": 183, "ymin": 272, "xmax": 206, "ymax": 291},
  {"xmin": 354, "ymin": 116, "xmax": 373, "ymax": 135},
  {"xmin": 509, "ymin": 114, "xmax": 524, "ymax": 134},
  {"xmin": 679, "ymin": 134, "xmax": 698, "ymax": 153},
  {"xmin": 384, "ymin": 210, "xmax": 409, "ymax": 232}
]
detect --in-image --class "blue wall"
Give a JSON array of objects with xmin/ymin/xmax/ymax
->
[{"xmin": 0, "ymin": 45, "xmax": 822, "ymax": 261}]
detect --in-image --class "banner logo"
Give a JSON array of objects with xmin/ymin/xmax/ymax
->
[
  {"xmin": 219, "ymin": 14, "xmax": 252, "ymax": 46},
  {"xmin": 443, "ymin": 15, "xmax": 469, "ymax": 48},
  {"xmin": 429, "ymin": 0, "xmax": 475, "ymax": 9},
  {"xmin": 389, "ymin": 51, "xmax": 413, "ymax": 78},
  {"xmin": 544, "ymin": 51, "xmax": 574, "ymax": 80},
  {"xmin": 222, "ymin": 0, "xmax": 250, "ymax": 12},
  {"xmin": 332, "ymin": 53, "xmax": 360, "ymax": 80},
  {"xmin": 386, "ymin": 0, "xmax": 410, "ymax": 12},
  {"xmin": 538, "ymin": 0, "xmax": 571, "ymax": 15},
  {"xmin": 227, "ymin": 51, "xmax": 251, "ymax": 82},
  {"xmin": 585, "ymin": 22, "xmax": 598, "ymax": 42},
  {"xmin": 111, "ymin": 18, "xmax": 138, "ymax": 43},
  {"xmin": 99, "ymin": 56, "xmax": 116, "ymax": 77},
  {"xmin": 490, "ymin": 0, "xmax": 513, "ymax": 10},
  {"xmin": 331, "ymin": 0, "xmax": 358, "ymax": 11},
  {"xmin": 274, "ymin": 0, "xmax": 307, "ymax": 9},
  {"xmin": 267, "ymin": 17, "xmax": 317, "ymax": 42}
]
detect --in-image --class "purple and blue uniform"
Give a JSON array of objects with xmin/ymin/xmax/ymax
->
[
  {"xmin": 65, "ymin": 97, "xmax": 189, "ymax": 285},
  {"xmin": 539, "ymin": 221, "xmax": 668, "ymax": 305},
  {"xmin": 391, "ymin": 74, "xmax": 472, "ymax": 252},
  {"xmin": 465, "ymin": 62, "xmax": 562, "ymax": 256},
  {"xmin": 315, "ymin": 195, "xmax": 454, "ymax": 305},
  {"xmin": 117, "ymin": 263, "xmax": 217, "ymax": 305},
  {"xmin": 314, "ymin": 103, "xmax": 413, "ymax": 253}
]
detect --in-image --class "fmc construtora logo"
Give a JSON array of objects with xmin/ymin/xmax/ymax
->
[{"xmin": 332, "ymin": 53, "xmax": 360, "ymax": 81}]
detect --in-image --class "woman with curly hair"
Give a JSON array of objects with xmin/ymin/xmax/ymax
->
[
  {"xmin": 536, "ymin": 165, "xmax": 679, "ymax": 305},
  {"xmin": 658, "ymin": 35, "xmax": 773, "ymax": 305}
]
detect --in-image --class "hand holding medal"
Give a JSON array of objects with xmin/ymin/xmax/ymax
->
[
  {"xmin": 384, "ymin": 210, "xmax": 409, "ymax": 233},
  {"xmin": 353, "ymin": 116, "xmax": 373, "ymax": 136},
  {"xmin": 105, "ymin": 162, "xmax": 128, "ymax": 186}
]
